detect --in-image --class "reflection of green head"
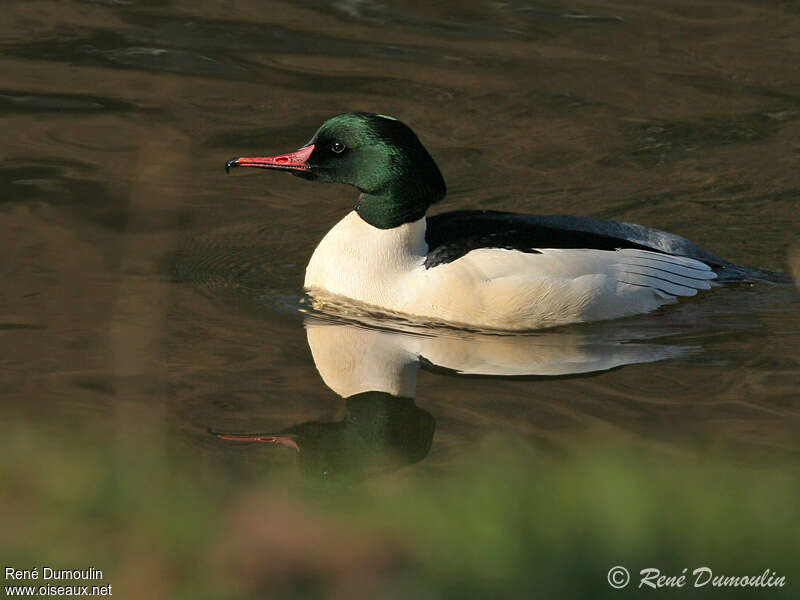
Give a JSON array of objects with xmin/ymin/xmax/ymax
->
[
  {"xmin": 284, "ymin": 391, "xmax": 435, "ymax": 483},
  {"xmin": 213, "ymin": 391, "xmax": 435, "ymax": 485}
]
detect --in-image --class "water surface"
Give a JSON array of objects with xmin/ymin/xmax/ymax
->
[{"xmin": 2, "ymin": 1, "xmax": 799, "ymax": 597}]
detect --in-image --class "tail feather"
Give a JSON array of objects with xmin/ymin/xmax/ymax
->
[{"xmin": 613, "ymin": 249, "xmax": 716, "ymax": 297}]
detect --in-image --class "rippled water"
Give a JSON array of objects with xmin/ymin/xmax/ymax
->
[{"xmin": 2, "ymin": 0, "xmax": 799, "ymax": 596}]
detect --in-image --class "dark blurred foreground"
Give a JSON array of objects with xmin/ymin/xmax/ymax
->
[{"xmin": 3, "ymin": 422, "xmax": 798, "ymax": 599}]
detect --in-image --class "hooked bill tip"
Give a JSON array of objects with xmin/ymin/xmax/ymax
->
[{"xmin": 225, "ymin": 157, "xmax": 240, "ymax": 173}]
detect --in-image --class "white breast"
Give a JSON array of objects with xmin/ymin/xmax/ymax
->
[
  {"xmin": 304, "ymin": 211, "xmax": 717, "ymax": 330},
  {"xmin": 304, "ymin": 211, "xmax": 427, "ymax": 307}
]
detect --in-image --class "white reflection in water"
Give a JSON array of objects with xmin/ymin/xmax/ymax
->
[{"xmin": 304, "ymin": 314, "xmax": 692, "ymax": 398}]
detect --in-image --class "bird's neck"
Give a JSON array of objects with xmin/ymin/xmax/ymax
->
[
  {"xmin": 356, "ymin": 191, "xmax": 430, "ymax": 229},
  {"xmin": 354, "ymin": 158, "xmax": 446, "ymax": 229}
]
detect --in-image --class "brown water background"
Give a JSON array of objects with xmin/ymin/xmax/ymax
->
[{"xmin": 2, "ymin": 1, "xmax": 800, "ymax": 598}]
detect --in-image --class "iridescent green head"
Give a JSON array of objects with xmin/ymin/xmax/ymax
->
[{"xmin": 226, "ymin": 112, "xmax": 447, "ymax": 229}]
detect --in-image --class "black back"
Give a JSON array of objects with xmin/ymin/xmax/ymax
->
[{"xmin": 424, "ymin": 210, "xmax": 729, "ymax": 269}]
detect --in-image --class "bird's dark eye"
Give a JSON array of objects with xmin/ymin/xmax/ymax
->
[{"xmin": 331, "ymin": 141, "xmax": 346, "ymax": 154}]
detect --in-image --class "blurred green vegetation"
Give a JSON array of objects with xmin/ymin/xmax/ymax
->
[{"xmin": 2, "ymin": 424, "xmax": 798, "ymax": 599}]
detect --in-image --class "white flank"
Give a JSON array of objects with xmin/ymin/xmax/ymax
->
[{"xmin": 304, "ymin": 211, "xmax": 717, "ymax": 331}]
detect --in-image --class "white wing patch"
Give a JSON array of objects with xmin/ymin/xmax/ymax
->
[{"xmin": 610, "ymin": 248, "xmax": 716, "ymax": 297}]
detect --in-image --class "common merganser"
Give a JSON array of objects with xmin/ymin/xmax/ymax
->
[{"xmin": 226, "ymin": 112, "xmax": 761, "ymax": 331}]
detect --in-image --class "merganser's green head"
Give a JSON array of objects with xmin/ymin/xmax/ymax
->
[{"xmin": 226, "ymin": 112, "xmax": 447, "ymax": 229}]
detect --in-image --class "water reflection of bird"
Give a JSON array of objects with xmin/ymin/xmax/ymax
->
[
  {"xmin": 226, "ymin": 113, "xmax": 779, "ymax": 331},
  {"xmin": 213, "ymin": 316, "xmax": 689, "ymax": 481},
  {"xmin": 215, "ymin": 391, "xmax": 434, "ymax": 482}
]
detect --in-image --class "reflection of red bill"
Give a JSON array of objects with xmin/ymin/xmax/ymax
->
[{"xmin": 213, "ymin": 432, "xmax": 300, "ymax": 452}]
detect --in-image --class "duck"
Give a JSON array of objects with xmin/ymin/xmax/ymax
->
[{"xmin": 225, "ymin": 112, "xmax": 765, "ymax": 331}]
